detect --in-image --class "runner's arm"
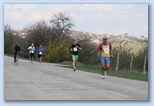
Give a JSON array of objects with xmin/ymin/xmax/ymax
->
[
  {"xmin": 71, "ymin": 45, "xmax": 73, "ymax": 51},
  {"xmin": 97, "ymin": 44, "xmax": 101, "ymax": 57},
  {"xmin": 77, "ymin": 46, "xmax": 81, "ymax": 50},
  {"xmin": 77, "ymin": 44, "xmax": 81, "ymax": 50},
  {"xmin": 97, "ymin": 50, "xmax": 100, "ymax": 57},
  {"xmin": 28, "ymin": 47, "xmax": 31, "ymax": 51}
]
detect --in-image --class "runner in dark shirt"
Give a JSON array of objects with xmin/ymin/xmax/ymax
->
[{"xmin": 71, "ymin": 40, "xmax": 81, "ymax": 71}]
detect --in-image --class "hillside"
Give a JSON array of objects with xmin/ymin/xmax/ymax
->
[{"xmin": 66, "ymin": 30, "xmax": 148, "ymax": 55}]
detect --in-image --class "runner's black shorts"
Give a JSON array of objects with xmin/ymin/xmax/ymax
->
[
  {"xmin": 30, "ymin": 53, "xmax": 34, "ymax": 58},
  {"xmin": 38, "ymin": 55, "xmax": 42, "ymax": 58}
]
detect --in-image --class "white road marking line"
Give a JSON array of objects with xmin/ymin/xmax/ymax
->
[
  {"xmin": 57, "ymin": 77, "xmax": 70, "ymax": 81},
  {"xmin": 102, "ymin": 89, "xmax": 130, "ymax": 98}
]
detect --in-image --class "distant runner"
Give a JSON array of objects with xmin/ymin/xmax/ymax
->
[
  {"xmin": 14, "ymin": 43, "xmax": 21, "ymax": 63},
  {"xmin": 28, "ymin": 43, "xmax": 35, "ymax": 62},
  {"xmin": 71, "ymin": 40, "xmax": 81, "ymax": 71},
  {"xmin": 37, "ymin": 45, "xmax": 44, "ymax": 62},
  {"xmin": 97, "ymin": 37, "xmax": 113, "ymax": 79}
]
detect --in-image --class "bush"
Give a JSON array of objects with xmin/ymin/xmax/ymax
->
[
  {"xmin": 77, "ymin": 40, "xmax": 99, "ymax": 65},
  {"xmin": 44, "ymin": 37, "xmax": 71, "ymax": 63}
]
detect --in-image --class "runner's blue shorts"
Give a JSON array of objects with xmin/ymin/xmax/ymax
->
[{"xmin": 100, "ymin": 57, "xmax": 110, "ymax": 64}]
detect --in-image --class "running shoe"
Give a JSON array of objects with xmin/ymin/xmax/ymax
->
[
  {"xmin": 104, "ymin": 70, "xmax": 107, "ymax": 75},
  {"xmin": 73, "ymin": 66, "xmax": 76, "ymax": 71}
]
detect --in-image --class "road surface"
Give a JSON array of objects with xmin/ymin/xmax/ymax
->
[{"xmin": 4, "ymin": 56, "xmax": 148, "ymax": 100}]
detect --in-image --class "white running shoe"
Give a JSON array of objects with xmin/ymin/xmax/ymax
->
[
  {"xmin": 102, "ymin": 75, "xmax": 105, "ymax": 79},
  {"xmin": 73, "ymin": 66, "xmax": 76, "ymax": 71},
  {"xmin": 104, "ymin": 70, "xmax": 107, "ymax": 75}
]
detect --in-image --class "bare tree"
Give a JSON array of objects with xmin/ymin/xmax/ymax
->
[
  {"xmin": 27, "ymin": 20, "xmax": 54, "ymax": 47},
  {"xmin": 50, "ymin": 12, "xmax": 74, "ymax": 37}
]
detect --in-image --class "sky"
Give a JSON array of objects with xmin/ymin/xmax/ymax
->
[{"xmin": 4, "ymin": 4, "xmax": 148, "ymax": 37}]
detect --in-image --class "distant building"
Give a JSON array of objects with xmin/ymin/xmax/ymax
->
[
  {"xmin": 74, "ymin": 38, "xmax": 77, "ymax": 41},
  {"xmin": 82, "ymin": 32, "xmax": 87, "ymax": 35},
  {"xmin": 141, "ymin": 35, "xmax": 145, "ymax": 39},
  {"xmin": 88, "ymin": 33, "xmax": 92, "ymax": 36},
  {"xmin": 141, "ymin": 35, "xmax": 148, "ymax": 40},
  {"xmin": 18, "ymin": 31, "xmax": 27, "ymax": 38},
  {"xmin": 92, "ymin": 38, "xmax": 99, "ymax": 44},
  {"xmin": 13, "ymin": 32, "xmax": 17, "ymax": 36},
  {"xmin": 102, "ymin": 34, "xmax": 110, "ymax": 37},
  {"xmin": 86, "ymin": 36, "xmax": 90, "ymax": 39},
  {"xmin": 95, "ymin": 34, "xmax": 100, "ymax": 37},
  {"xmin": 121, "ymin": 33, "xmax": 128, "ymax": 37}
]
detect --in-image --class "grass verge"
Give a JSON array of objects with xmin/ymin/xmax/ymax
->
[{"xmin": 59, "ymin": 61, "xmax": 148, "ymax": 82}]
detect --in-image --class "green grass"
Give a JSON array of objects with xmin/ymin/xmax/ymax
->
[
  {"xmin": 4, "ymin": 53, "xmax": 14, "ymax": 57},
  {"xmin": 59, "ymin": 61, "xmax": 148, "ymax": 82}
]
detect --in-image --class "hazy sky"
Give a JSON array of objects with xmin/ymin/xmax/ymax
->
[{"xmin": 4, "ymin": 4, "xmax": 148, "ymax": 37}]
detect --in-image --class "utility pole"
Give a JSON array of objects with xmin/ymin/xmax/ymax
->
[
  {"xmin": 116, "ymin": 51, "xmax": 120, "ymax": 71},
  {"xmin": 130, "ymin": 52, "xmax": 134, "ymax": 71},
  {"xmin": 143, "ymin": 52, "xmax": 147, "ymax": 75}
]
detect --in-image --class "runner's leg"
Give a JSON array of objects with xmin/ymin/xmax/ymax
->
[
  {"xmin": 32, "ymin": 54, "xmax": 34, "ymax": 61},
  {"xmin": 72, "ymin": 55, "xmax": 75, "ymax": 68},
  {"xmin": 74, "ymin": 55, "xmax": 78, "ymax": 71},
  {"xmin": 40, "ymin": 56, "xmax": 42, "ymax": 62},
  {"xmin": 104, "ymin": 58, "xmax": 110, "ymax": 75},
  {"xmin": 106, "ymin": 64, "xmax": 110, "ymax": 69},
  {"xmin": 30, "ymin": 53, "xmax": 33, "ymax": 61},
  {"xmin": 75, "ymin": 55, "xmax": 78, "ymax": 66},
  {"xmin": 101, "ymin": 64, "xmax": 105, "ymax": 75},
  {"xmin": 101, "ymin": 57, "xmax": 105, "ymax": 79},
  {"xmin": 14, "ymin": 52, "xmax": 17, "ymax": 62}
]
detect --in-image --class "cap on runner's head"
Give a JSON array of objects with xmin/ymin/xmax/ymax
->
[
  {"xmin": 31, "ymin": 43, "xmax": 34, "ymax": 46},
  {"xmin": 103, "ymin": 36, "xmax": 107, "ymax": 40}
]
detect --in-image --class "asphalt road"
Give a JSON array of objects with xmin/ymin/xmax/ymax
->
[{"xmin": 4, "ymin": 56, "xmax": 148, "ymax": 100}]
